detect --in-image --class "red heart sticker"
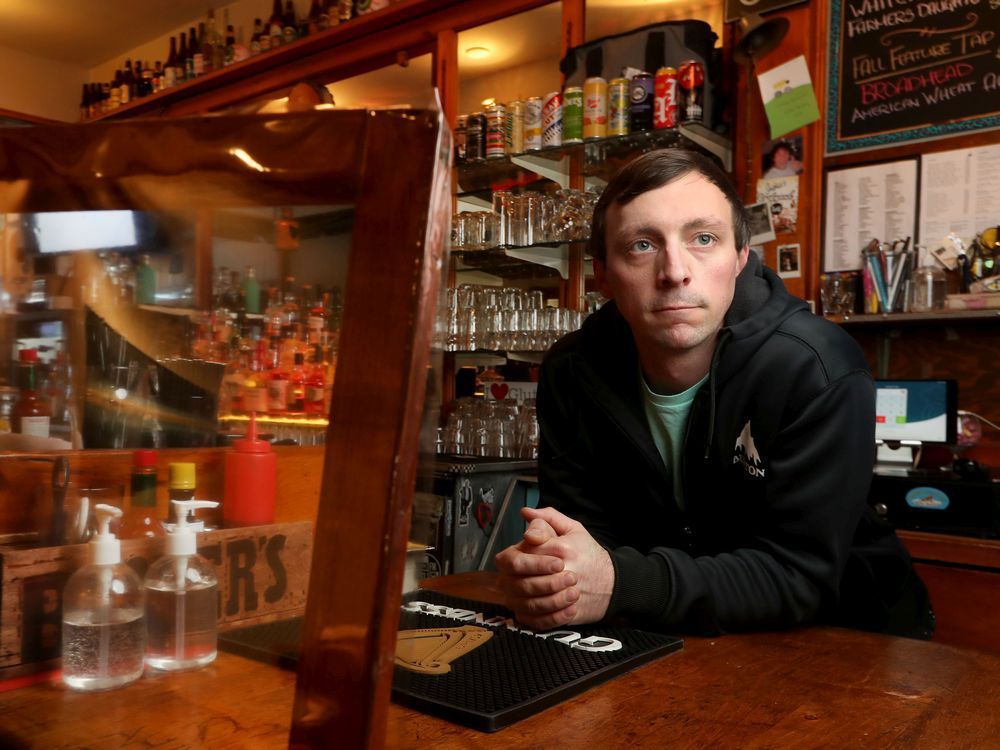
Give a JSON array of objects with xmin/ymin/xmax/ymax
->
[{"xmin": 490, "ymin": 383, "xmax": 509, "ymax": 400}]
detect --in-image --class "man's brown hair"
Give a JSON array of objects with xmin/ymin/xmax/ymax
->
[{"xmin": 590, "ymin": 149, "xmax": 750, "ymax": 262}]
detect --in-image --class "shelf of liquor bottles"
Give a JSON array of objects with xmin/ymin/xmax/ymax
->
[{"xmin": 81, "ymin": 0, "xmax": 440, "ymax": 121}]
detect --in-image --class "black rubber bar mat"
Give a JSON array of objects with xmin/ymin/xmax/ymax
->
[
  {"xmin": 392, "ymin": 591, "xmax": 683, "ymax": 732},
  {"xmin": 218, "ymin": 590, "xmax": 684, "ymax": 733}
]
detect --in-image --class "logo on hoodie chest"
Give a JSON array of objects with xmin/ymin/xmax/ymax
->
[{"xmin": 733, "ymin": 420, "xmax": 766, "ymax": 479}]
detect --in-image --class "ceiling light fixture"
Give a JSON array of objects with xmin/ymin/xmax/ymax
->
[
  {"xmin": 465, "ymin": 46, "xmax": 491, "ymax": 59},
  {"xmin": 481, "ymin": 98, "xmax": 496, "ymax": 108}
]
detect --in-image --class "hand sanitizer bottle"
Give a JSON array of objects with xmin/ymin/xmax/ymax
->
[
  {"xmin": 144, "ymin": 499, "xmax": 220, "ymax": 671},
  {"xmin": 61, "ymin": 504, "xmax": 145, "ymax": 691}
]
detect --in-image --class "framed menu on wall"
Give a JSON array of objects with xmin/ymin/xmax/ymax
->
[{"xmin": 826, "ymin": 0, "xmax": 1000, "ymax": 155}]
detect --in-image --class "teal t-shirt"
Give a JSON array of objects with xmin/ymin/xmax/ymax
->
[{"xmin": 640, "ymin": 371, "xmax": 708, "ymax": 510}]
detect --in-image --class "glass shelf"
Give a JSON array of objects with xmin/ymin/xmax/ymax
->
[{"xmin": 456, "ymin": 122, "xmax": 731, "ymax": 195}]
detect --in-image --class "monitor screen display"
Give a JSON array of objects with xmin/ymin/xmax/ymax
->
[
  {"xmin": 875, "ymin": 379, "xmax": 957, "ymax": 445},
  {"xmin": 29, "ymin": 210, "xmax": 139, "ymax": 253}
]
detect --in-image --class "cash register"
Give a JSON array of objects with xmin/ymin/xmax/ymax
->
[{"xmin": 868, "ymin": 379, "xmax": 1000, "ymax": 538}]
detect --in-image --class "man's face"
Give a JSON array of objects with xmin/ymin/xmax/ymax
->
[
  {"xmin": 772, "ymin": 147, "xmax": 790, "ymax": 168},
  {"xmin": 595, "ymin": 173, "xmax": 748, "ymax": 357}
]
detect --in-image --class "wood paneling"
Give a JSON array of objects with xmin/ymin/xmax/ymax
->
[{"xmin": 288, "ymin": 110, "xmax": 449, "ymax": 749}]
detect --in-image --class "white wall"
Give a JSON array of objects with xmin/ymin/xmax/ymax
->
[{"xmin": 0, "ymin": 47, "xmax": 86, "ymax": 122}]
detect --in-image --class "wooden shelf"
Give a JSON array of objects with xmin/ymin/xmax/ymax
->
[{"xmin": 829, "ymin": 309, "xmax": 1000, "ymax": 325}]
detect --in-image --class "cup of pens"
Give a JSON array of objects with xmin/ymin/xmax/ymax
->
[{"xmin": 861, "ymin": 238, "xmax": 914, "ymax": 314}]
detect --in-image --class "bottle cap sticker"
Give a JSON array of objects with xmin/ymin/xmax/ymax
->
[{"xmin": 905, "ymin": 486, "xmax": 950, "ymax": 511}]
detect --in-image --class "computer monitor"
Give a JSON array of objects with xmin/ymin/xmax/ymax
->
[{"xmin": 875, "ymin": 379, "xmax": 957, "ymax": 450}]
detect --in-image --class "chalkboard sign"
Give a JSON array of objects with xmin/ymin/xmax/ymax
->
[{"xmin": 826, "ymin": 0, "xmax": 1000, "ymax": 154}]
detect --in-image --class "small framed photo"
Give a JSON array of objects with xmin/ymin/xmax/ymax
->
[
  {"xmin": 746, "ymin": 202, "xmax": 776, "ymax": 245},
  {"xmin": 777, "ymin": 243, "xmax": 801, "ymax": 279}
]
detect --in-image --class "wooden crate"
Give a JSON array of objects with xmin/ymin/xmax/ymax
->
[{"xmin": 0, "ymin": 520, "xmax": 312, "ymax": 676}]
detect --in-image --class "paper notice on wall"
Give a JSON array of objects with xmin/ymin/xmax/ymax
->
[
  {"xmin": 823, "ymin": 159, "xmax": 917, "ymax": 272},
  {"xmin": 919, "ymin": 143, "xmax": 1000, "ymax": 248},
  {"xmin": 756, "ymin": 56, "xmax": 820, "ymax": 139}
]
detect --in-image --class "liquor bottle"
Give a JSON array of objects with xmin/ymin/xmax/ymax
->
[
  {"xmin": 250, "ymin": 18, "xmax": 263, "ymax": 56},
  {"xmin": 222, "ymin": 24, "xmax": 235, "ymax": 67},
  {"xmin": 282, "ymin": 1, "xmax": 298, "ymax": 44},
  {"xmin": 241, "ymin": 342, "xmax": 270, "ymax": 415},
  {"xmin": 318, "ymin": 0, "xmax": 331, "ymax": 30},
  {"xmin": 152, "ymin": 61, "xmax": 163, "ymax": 92},
  {"xmin": 269, "ymin": 0, "xmax": 284, "ymax": 47},
  {"xmin": 307, "ymin": 290, "xmax": 329, "ymax": 345},
  {"xmin": 193, "ymin": 23, "xmax": 206, "ymax": 76},
  {"xmin": 242, "ymin": 266, "xmax": 261, "ymax": 314},
  {"xmin": 185, "ymin": 27, "xmax": 197, "ymax": 79},
  {"xmin": 338, "ymin": 0, "xmax": 355, "ymax": 23},
  {"xmin": 12, "ymin": 349, "xmax": 51, "ymax": 438},
  {"xmin": 266, "ymin": 337, "xmax": 289, "ymax": 415},
  {"xmin": 213, "ymin": 20, "xmax": 226, "ymax": 72},
  {"xmin": 135, "ymin": 254, "xmax": 157, "ymax": 305},
  {"xmin": 201, "ymin": 9, "xmax": 219, "ymax": 73},
  {"xmin": 287, "ymin": 351, "xmax": 308, "ymax": 413},
  {"xmin": 109, "ymin": 70, "xmax": 122, "ymax": 109},
  {"xmin": 119, "ymin": 449, "xmax": 165, "ymax": 540},
  {"xmin": 120, "ymin": 59, "xmax": 133, "ymax": 104},
  {"xmin": 304, "ymin": 345, "xmax": 327, "ymax": 416},
  {"xmin": 280, "ymin": 277, "xmax": 301, "ymax": 328},
  {"xmin": 164, "ymin": 36, "xmax": 178, "ymax": 88},
  {"xmin": 308, "ymin": 0, "xmax": 323, "ymax": 33},
  {"xmin": 219, "ymin": 336, "xmax": 246, "ymax": 415}
]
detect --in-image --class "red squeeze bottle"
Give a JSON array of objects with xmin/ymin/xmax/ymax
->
[{"xmin": 223, "ymin": 413, "xmax": 277, "ymax": 526}]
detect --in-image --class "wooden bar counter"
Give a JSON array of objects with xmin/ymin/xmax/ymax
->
[{"xmin": 2, "ymin": 573, "xmax": 999, "ymax": 749}]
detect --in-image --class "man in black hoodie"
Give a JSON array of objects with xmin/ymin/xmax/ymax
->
[{"xmin": 495, "ymin": 149, "xmax": 933, "ymax": 638}]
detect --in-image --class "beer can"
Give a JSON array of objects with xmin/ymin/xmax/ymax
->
[
  {"xmin": 486, "ymin": 104, "xmax": 506, "ymax": 160},
  {"xmin": 563, "ymin": 86, "xmax": 583, "ymax": 143},
  {"xmin": 466, "ymin": 112, "xmax": 486, "ymax": 163},
  {"xmin": 454, "ymin": 114, "xmax": 468, "ymax": 164},
  {"xmin": 542, "ymin": 91, "xmax": 563, "ymax": 148},
  {"xmin": 629, "ymin": 72, "xmax": 654, "ymax": 133},
  {"xmin": 608, "ymin": 78, "xmax": 629, "ymax": 137},
  {"xmin": 506, "ymin": 100, "xmax": 525, "ymax": 154},
  {"xmin": 524, "ymin": 96, "xmax": 543, "ymax": 151},
  {"xmin": 654, "ymin": 67, "xmax": 679, "ymax": 130},
  {"xmin": 583, "ymin": 76, "xmax": 608, "ymax": 140},
  {"xmin": 678, "ymin": 60, "xmax": 705, "ymax": 124}
]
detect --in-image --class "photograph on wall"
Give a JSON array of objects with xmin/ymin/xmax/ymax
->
[
  {"xmin": 746, "ymin": 202, "xmax": 777, "ymax": 245},
  {"xmin": 777, "ymin": 243, "xmax": 801, "ymax": 278},
  {"xmin": 762, "ymin": 135, "xmax": 804, "ymax": 179},
  {"xmin": 826, "ymin": 0, "xmax": 1000, "ymax": 154},
  {"xmin": 757, "ymin": 176, "xmax": 798, "ymax": 235},
  {"xmin": 756, "ymin": 55, "xmax": 821, "ymax": 139}
]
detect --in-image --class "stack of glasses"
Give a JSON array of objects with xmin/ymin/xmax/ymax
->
[
  {"xmin": 451, "ymin": 188, "xmax": 599, "ymax": 251},
  {"xmin": 439, "ymin": 285, "xmax": 585, "ymax": 352},
  {"xmin": 438, "ymin": 397, "xmax": 540, "ymax": 459}
]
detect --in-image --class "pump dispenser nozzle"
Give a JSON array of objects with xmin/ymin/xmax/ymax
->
[
  {"xmin": 168, "ymin": 500, "xmax": 219, "ymax": 556},
  {"xmin": 92, "ymin": 504, "xmax": 123, "ymax": 565}
]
